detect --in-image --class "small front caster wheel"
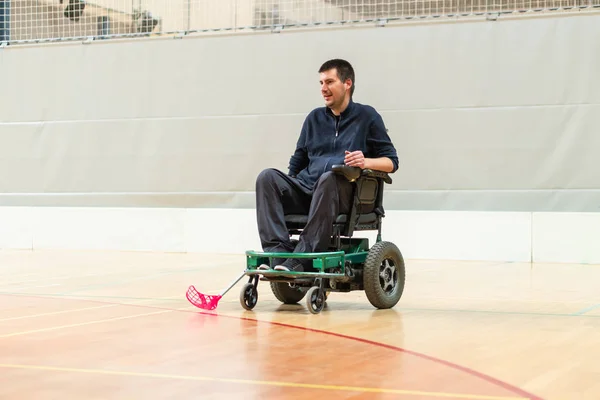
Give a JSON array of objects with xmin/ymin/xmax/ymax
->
[
  {"xmin": 306, "ymin": 286, "xmax": 325, "ymax": 314},
  {"xmin": 240, "ymin": 282, "xmax": 258, "ymax": 310}
]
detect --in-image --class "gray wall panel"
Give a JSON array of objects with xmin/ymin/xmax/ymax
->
[
  {"xmin": 1, "ymin": 14, "xmax": 600, "ymax": 211},
  {"xmin": 386, "ymin": 105, "xmax": 600, "ymax": 191},
  {"xmin": 0, "ymin": 115, "xmax": 302, "ymax": 193}
]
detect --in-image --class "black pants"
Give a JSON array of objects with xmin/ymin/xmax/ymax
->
[{"xmin": 255, "ymin": 168, "xmax": 354, "ymax": 257}]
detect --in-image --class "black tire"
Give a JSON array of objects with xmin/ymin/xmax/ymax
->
[
  {"xmin": 240, "ymin": 282, "xmax": 258, "ymax": 310},
  {"xmin": 363, "ymin": 241, "xmax": 405, "ymax": 309},
  {"xmin": 270, "ymin": 282, "xmax": 307, "ymax": 304},
  {"xmin": 306, "ymin": 286, "xmax": 325, "ymax": 314}
]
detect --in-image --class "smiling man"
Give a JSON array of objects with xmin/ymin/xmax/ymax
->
[{"xmin": 255, "ymin": 59, "xmax": 399, "ymax": 272}]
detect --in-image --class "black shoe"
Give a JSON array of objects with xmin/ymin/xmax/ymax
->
[
  {"xmin": 273, "ymin": 258, "xmax": 304, "ymax": 272},
  {"xmin": 270, "ymin": 257, "xmax": 286, "ymax": 268}
]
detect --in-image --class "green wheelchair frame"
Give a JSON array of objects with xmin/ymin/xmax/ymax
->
[{"xmin": 240, "ymin": 165, "xmax": 405, "ymax": 314}]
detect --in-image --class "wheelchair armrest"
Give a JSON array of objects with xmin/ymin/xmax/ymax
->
[
  {"xmin": 332, "ymin": 165, "xmax": 393, "ymax": 184},
  {"xmin": 332, "ymin": 165, "xmax": 361, "ymax": 182},
  {"xmin": 361, "ymin": 168, "xmax": 393, "ymax": 184}
]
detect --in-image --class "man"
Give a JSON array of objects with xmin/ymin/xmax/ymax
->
[{"xmin": 255, "ymin": 59, "xmax": 398, "ymax": 272}]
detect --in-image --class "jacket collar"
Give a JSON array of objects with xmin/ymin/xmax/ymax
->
[{"xmin": 326, "ymin": 98, "xmax": 355, "ymax": 118}]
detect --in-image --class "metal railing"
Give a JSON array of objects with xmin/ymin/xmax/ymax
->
[{"xmin": 1, "ymin": 0, "xmax": 599, "ymax": 45}]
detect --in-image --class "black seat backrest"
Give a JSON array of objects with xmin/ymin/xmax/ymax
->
[
  {"xmin": 331, "ymin": 165, "xmax": 392, "ymax": 237},
  {"xmin": 354, "ymin": 175, "xmax": 379, "ymax": 214}
]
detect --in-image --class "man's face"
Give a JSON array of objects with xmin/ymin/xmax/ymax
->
[{"xmin": 319, "ymin": 68, "xmax": 351, "ymax": 109}]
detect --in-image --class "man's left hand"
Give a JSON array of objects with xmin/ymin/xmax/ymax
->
[{"xmin": 344, "ymin": 150, "xmax": 366, "ymax": 169}]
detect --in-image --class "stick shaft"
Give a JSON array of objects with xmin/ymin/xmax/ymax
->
[{"xmin": 219, "ymin": 272, "xmax": 247, "ymax": 296}]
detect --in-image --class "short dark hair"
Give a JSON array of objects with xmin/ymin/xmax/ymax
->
[{"xmin": 319, "ymin": 59, "xmax": 355, "ymax": 96}]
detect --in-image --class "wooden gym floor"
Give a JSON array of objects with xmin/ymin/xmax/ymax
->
[{"xmin": 0, "ymin": 249, "xmax": 597, "ymax": 400}]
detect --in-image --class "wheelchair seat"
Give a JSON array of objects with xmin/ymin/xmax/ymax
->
[{"xmin": 284, "ymin": 165, "xmax": 393, "ymax": 242}]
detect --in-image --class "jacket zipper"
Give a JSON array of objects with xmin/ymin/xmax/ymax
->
[
  {"xmin": 334, "ymin": 115, "xmax": 341, "ymax": 156},
  {"xmin": 325, "ymin": 115, "xmax": 341, "ymax": 174}
]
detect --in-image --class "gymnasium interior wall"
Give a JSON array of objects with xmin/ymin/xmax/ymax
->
[{"xmin": 1, "ymin": 12, "xmax": 599, "ymax": 263}]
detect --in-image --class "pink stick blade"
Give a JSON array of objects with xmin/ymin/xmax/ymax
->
[{"xmin": 186, "ymin": 285, "xmax": 222, "ymax": 310}]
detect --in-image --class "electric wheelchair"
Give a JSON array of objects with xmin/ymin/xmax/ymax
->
[{"xmin": 242, "ymin": 164, "xmax": 405, "ymax": 314}]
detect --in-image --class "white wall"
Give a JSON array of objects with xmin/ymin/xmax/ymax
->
[{"xmin": 1, "ymin": 206, "xmax": 599, "ymax": 264}]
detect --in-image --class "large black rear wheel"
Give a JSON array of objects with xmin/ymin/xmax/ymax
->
[{"xmin": 363, "ymin": 241, "xmax": 405, "ymax": 309}]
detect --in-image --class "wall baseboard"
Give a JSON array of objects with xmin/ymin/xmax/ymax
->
[{"xmin": 0, "ymin": 207, "xmax": 598, "ymax": 264}]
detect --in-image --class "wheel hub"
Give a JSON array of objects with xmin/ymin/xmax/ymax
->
[
  {"xmin": 379, "ymin": 259, "xmax": 397, "ymax": 294},
  {"xmin": 312, "ymin": 292, "xmax": 324, "ymax": 309}
]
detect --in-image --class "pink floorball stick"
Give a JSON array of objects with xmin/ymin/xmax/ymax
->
[{"xmin": 186, "ymin": 272, "xmax": 246, "ymax": 310}]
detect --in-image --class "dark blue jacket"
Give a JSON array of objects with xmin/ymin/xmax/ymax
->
[{"xmin": 288, "ymin": 100, "xmax": 399, "ymax": 190}]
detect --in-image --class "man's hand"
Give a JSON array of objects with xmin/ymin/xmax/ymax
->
[
  {"xmin": 345, "ymin": 150, "xmax": 395, "ymax": 172},
  {"xmin": 344, "ymin": 150, "xmax": 365, "ymax": 168}
]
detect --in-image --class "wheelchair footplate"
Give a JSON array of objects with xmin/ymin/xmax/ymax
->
[
  {"xmin": 240, "ymin": 250, "xmax": 349, "ymax": 314},
  {"xmin": 244, "ymin": 250, "xmax": 346, "ymax": 280}
]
